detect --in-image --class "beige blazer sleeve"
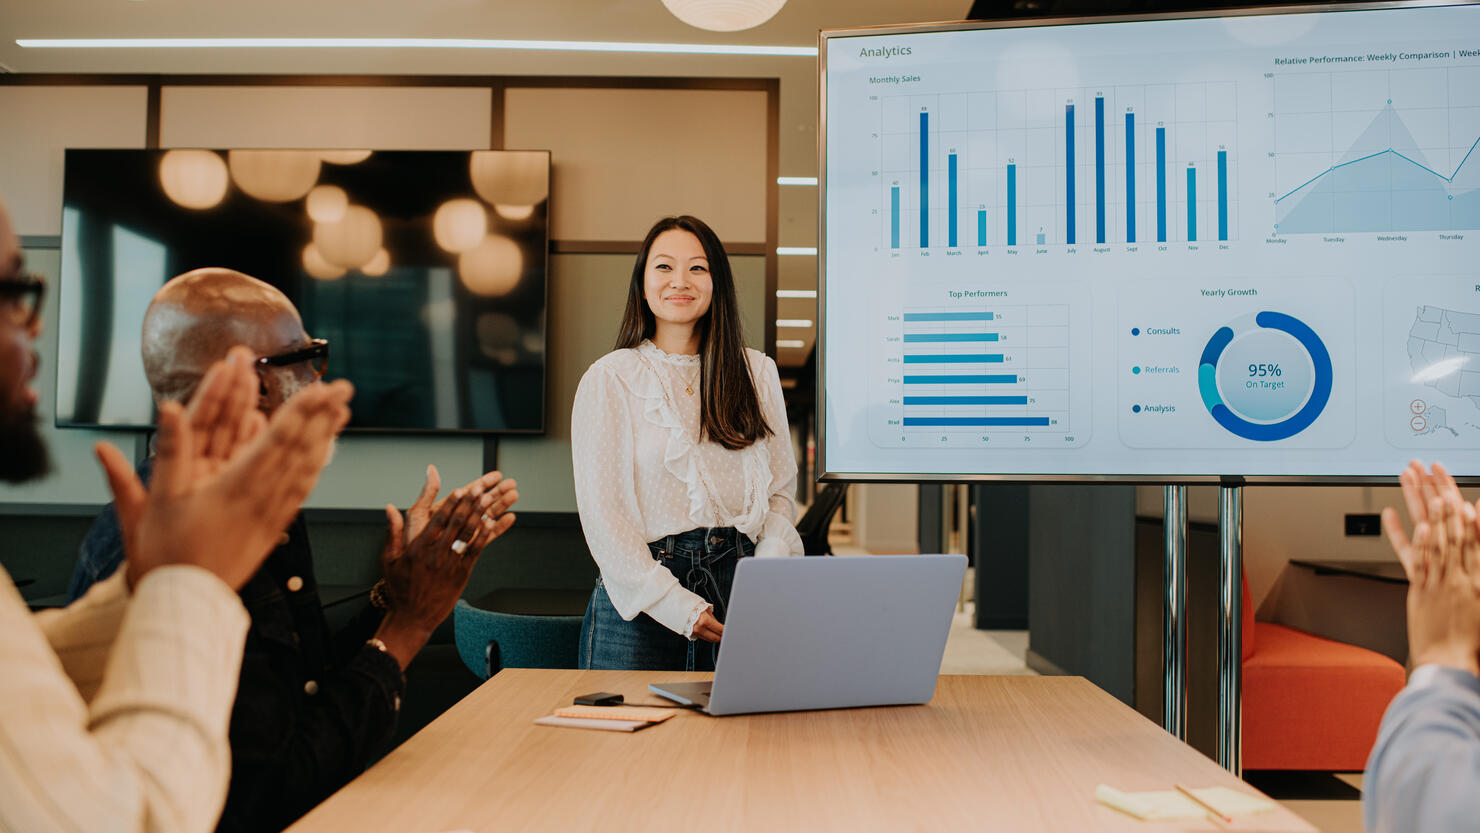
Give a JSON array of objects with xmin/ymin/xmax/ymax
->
[
  {"xmin": 33, "ymin": 571, "xmax": 132, "ymax": 704},
  {"xmin": 0, "ymin": 563, "xmax": 249, "ymax": 833}
]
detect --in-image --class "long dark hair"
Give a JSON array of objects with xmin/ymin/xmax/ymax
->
[{"xmin": 615, "ymin": 215, "xmax": 772, "ymax": 451}]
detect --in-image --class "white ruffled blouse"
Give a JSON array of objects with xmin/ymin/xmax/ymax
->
[{"xmin": 571, "ymin": 339, "xmax": 804, "ymax": 638}]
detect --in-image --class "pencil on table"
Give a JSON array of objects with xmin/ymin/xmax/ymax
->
[{"xmin": 1174, "ymin": 784, "xmax": 1233, "ymax": 826}]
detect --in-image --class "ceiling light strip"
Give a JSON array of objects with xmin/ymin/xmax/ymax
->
[
  {"xmin": 16, "ymin": 37, "xmax": 817, "ymax": 57},
  {"xmin": 776, "ymin": 289, "xmax": 817, "ymax": 299},
  {"xmin": 777, "ymin": 176, "xmax": 817, "ymax": 186},
  {"xmin": 777, "ymin": 246, "xmax": 817, "ymax": 256}
]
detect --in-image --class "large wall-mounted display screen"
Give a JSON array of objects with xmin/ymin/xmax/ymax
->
[
  {"xmin": 57, "ymin": 149, "xmax": 549, "ymax": 434},
  {"xmin": 820, "ymin": 1, "xmax": 1480, "ymax": 481}
]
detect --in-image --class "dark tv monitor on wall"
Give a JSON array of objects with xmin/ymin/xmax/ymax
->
[{"xmin": 56, "ymin": 148, "xmax": 549, "ymax": 434}]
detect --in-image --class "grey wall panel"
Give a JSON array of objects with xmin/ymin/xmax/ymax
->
[
  {"xmin": 1027, "ymin": 484, "xmax": 1137, "ymax": 705},
  {"xmin": 0, "ymin": 86, "xmax": 149, "ymax": 236},
  {"xmin": 971, "ymin": 483, "xmax": 1029, "ymax": 630}
]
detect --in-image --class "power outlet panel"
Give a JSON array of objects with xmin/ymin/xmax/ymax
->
[{"xmin": 1345, "ymin": 513, "xmax": 1381, "ymax": 536}]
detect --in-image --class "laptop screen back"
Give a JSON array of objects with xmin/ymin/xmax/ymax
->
[{"xmin": 706, "ymin": 554, "xmax": 967, "ymax": 715}]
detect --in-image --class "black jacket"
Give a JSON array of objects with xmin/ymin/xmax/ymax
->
[{"xmin": 69, "ymin": 458, "xmax": 406, "ymax": 833}]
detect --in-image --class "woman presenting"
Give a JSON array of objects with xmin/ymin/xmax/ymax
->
[{"xmin": 572, "ymin": 215, "xmax": 803, "ymax": 671}]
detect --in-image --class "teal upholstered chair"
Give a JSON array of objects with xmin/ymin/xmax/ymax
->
[{"xmin": 453, "ymin": 597, "xmax": 584, "ymax": 679}]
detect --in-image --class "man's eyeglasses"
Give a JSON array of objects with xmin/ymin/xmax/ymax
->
[
  {"xmin": 0, "ymin": 274, "xmax": 45, "ymax": 329},
  {"xmin": 256, "ymin": 338, "xmax": 329, "ymax": 379}
]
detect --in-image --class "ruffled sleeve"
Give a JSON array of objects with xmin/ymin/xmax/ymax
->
[
  {"xmin": 571, "ymin": 361, "xmax": 710, "ymax": 636},
  {"xmin": 749, "ymin": 352, "xmax": 805, "ymax": 558}
]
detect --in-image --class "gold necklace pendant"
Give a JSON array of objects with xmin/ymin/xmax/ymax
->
[{"xmin": 685, "ymin": 384, "xmax": 694, "ymax": 395}]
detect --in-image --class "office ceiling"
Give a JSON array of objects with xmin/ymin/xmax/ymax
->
[
  {"xmin": 0, "ymin": 0, "xmax": 976, "ymax": 365},
  {"xmin": 0, "ymin": 1, "xmax": 973, "ymax": 74}
]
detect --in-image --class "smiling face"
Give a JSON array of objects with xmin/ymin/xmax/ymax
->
[{"xmin": 642, "ymin": 228, "xmax": 713, "ymax": 332}]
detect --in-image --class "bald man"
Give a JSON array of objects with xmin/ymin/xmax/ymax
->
[
  {"xmin": 68, "ymin": 268, "xmax": 519, "ymax": 833},
  {"xmin": 70, "ymin": 268, "xmax": 334, "ymax": 597},
  {"xmin": 140, "ymin": 268, "xmax": 325, "ymax": 413}
]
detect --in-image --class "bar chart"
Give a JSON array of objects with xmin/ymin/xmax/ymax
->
[
  {"xmin": 880, "ymin": 83, "xmax": 1238, "ymax": 250},
  {"xmin": 893, "ymin": 304, "xmax": 1072, "ymax": 436}
]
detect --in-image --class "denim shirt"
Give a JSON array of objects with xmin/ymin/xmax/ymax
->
[
  {"xmin": 1363, "ymin": 665, "xmax": 1480, "ymax": 833},
  {"xmin": 68, "ymin": 457, "xmax": 407, "ymax": 833}
]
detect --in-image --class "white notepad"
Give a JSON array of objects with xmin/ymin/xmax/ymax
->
[
  {"xmin": 1096, "ymin": 784, "xmax": 1276, "ymax": 820},
  {"xmin": 534, "ymin": 715, "xmax": 652, "ymax": 732}
]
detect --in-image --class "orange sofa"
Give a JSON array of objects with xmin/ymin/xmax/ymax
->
[{"xmin": 1241, "ymin": 575, "xmax": 1407, "ymax": 770}]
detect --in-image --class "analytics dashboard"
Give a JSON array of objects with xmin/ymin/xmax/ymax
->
[{"xmin": 820, "ymin": 1, "xmax": 1480, "ymax": 480}]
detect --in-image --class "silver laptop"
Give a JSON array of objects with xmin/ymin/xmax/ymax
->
[{"xmin": 649, "ymin": 554, "xmax": 967, "ymax": 715}]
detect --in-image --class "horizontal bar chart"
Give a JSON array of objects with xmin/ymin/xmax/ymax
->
[
  {"xmin": 904, "ymin": 396, "xmax": 1030, "ymax": 406},
  {"xmin": 903, "ymin": 332, "xmax": 999, "ymax": 343},
  {"xmin": 903, "ymin": 312, "xmax": 994, "ymax": 322},
  {"xmin": 898, "ymin": 303, "xmax": 1071, "ymax": 434},
  {"xmin": 903, "ymin": 354, "xmax": 1005, "ymax": 364},
  {"xmin": 903, "ymin": 375, "xmax": 1018, "ymax": 384}
]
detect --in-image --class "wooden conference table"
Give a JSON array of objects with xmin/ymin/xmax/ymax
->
[{"xmin": 287, "ymin": 670, "xmax": 1316, "ymax": 833}]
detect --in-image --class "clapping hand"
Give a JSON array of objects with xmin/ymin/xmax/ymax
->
[
  {"xmin": 384, "ymin": 466, "xmax": 518, "ymax": 552},
  {"xmin": 98, "ymin": 346, "xmax": 353, "ymax": 591},
  {"xmin": 1381, "ymin": 461, "xmax": 1480, "ymax": 677},
  {"xmin": 373, "ymin": 467, "xmax": 519, "ymax": 668}
]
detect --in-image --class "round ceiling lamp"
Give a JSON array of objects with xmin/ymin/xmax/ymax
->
[
  {"xmin": 305, "ymin": 185, "xmax": 348, "ymax": 223},
  {"xmin": 228, "ymin": 150, "xmax": 321, "ymax": 203},
  {"xmin": 320, "ymin": 149, "xmax": 373, "ymax": 165},
  {"xmin": 660, "ymin": 0, "xmax": 785, "ymax": 31},
  {"xmin": 301, "ymin": 242, "xmax": 346, "ymax": 281},
  {"xmin": 432, "ymin": 198, "xmax": 488, "ymax": 254},
  {"xmin": 469, "ymin": 151, "xmax": 548, "ymax": 207},
  {"xmin": 313, "ymin": 204, "xmax": 383, "ymax": 269},
  {"xmin": 458, "ymin": 235, "xmax": 523, "ymax": 297},
  {"xmin": 158, "ymin": 149, "xmax": 229, "ymax": 210},
  {"xmin": 494, "ymin": 203, "xmax": 536, "ymax": 221},
  {"xmin": 361, "ymin": 248, "xmax": 391, "ymax": 277}
]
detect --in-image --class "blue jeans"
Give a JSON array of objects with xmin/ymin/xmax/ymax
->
[{"xmin": 579, "ymin": 527, "xmax": 754, "ymax": 671}]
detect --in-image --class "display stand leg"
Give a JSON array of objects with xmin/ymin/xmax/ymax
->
[
  {"xmin": 1218, "ymin": 485, "xmax": 1243, "ymax": 775},
  {"xmin": 1162, "ymin": 485, "xmax": 1188, "ymax": 739}
]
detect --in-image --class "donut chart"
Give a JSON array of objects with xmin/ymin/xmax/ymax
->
[{"xmin": 1197, "ymin": 311, "xmax": 1332, "ymax": 441}]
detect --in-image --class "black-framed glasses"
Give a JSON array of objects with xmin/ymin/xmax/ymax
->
[
  {"xmin": 0, "ymin": 274, "xmax": 45, "ymax": 329},
  {"xmin": 256, "ymin": 338, "xmax": 329, "ymax": 379}
]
